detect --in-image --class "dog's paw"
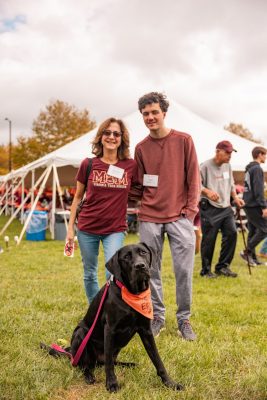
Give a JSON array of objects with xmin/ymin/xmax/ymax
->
[
  {"xmin": 84, "ymin": 370, "xmax": 96, "ymax": 385},
  {"xmin": 173, "ymin": 382, "xmax": 184, "ymax": 391},
  {"xmin": 106, "ymin": 380, "xmax": 120, "ymax": 392},
  {"xmin": 164, "ymin": 379, "xmax": 184, "ymax": 391},
  {"xmin": 84, "ymin": 375, "xmax": 96, "ymax": 385}
]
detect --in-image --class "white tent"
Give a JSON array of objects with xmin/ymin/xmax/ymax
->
[
  {"xmin": 1, "ymin": 100, "xmax": 265, "ymax": 184},
  {"xmin": 0, "ymin": 100, "xmax": 265, "ymax": 242}
]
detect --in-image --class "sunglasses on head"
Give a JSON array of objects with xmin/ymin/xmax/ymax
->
[{"xmin": 102, "ymin": 130, "xmax": 122, "ymax": 138}]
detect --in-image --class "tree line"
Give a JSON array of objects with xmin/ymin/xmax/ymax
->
[{"xmin": 0, "ymin": 100, "xmax": 96, "ymax": 175}]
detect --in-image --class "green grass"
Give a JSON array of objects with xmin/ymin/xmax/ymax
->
[{"xmin": 0, "ymin": 215, "xmax": 267, "ymax": 400}]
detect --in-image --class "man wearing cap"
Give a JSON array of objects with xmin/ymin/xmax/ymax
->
[
  {"xmin": 240, "ymin": 146, "xmax": 267, "ymax": 266},
  {"xmin": 199, "ymin": 141, "xmax": 244, "ymax": 278}
]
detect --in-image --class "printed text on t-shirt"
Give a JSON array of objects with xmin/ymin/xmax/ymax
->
[{"xmin": 93, "ymin": 170, "xmax": 128, "ymax": 188}]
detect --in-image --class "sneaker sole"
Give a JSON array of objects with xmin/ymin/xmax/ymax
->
[
  {"xmin": 215, "ymin": 273, "xmax": 238, "ymax": 278},
  {"xmin": 177, "ymin": 330, "xmax": 196, "ymax": 341},
  {"xmin": 240, "ymin": 253, "xmax": 257, "ymax": 266}
]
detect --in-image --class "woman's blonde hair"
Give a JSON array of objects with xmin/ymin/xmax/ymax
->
[{"xmin": 92, "ymin": 117, "xmax": 130, "ymax": 160}]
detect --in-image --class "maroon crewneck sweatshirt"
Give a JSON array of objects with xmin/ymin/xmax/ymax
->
[{"xmin": 133, "ymin": 129, "xmax": 200, "ymax": 223}]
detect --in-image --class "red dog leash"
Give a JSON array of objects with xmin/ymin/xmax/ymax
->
[
  {"xmin": 51, "ymin": 280, "xmax": 110, "ymax": 366},
  {"xmin": 50, "ymin": 277, "xmax": 153, "ymax": 366}
]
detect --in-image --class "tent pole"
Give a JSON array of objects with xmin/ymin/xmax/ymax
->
[
  {"xmin": 11, "ymin": 176, "xmax": 14, "ymax": 216},
  {"xmin": 31, "ymin": 170, "xmax": 35, "ymax": 206},
  {"xmin": 0, "ymin": 175, "xmax": 25, "ymax": 216},
  {"xmin": 0, "ymin": 168, "xmax": 49, "ymax": 237},
  {"xmin": 53, "ymin": 165, "xmax": 68, "ymax": 233},
  {"xmin": 5, "ymin": 181, "xmax": 10, "ymax": 216},
  {"xmin": 21, "ymin": 177, "xmax": 25, "ymax": 224},
  {"xmin": 0, "ymin": 191, "xmax": 8, "ymax": 216},
  {"xmin": 0, "ymin": 182, "xmax": 9, "ymax": 203},
  {"xmin": 17, "ymin": 165, "xmax": 52, "ymax": 245},
  {"xmin": 50, "ymin": 164, "xmax": 57, "ymax": 239},
  {"xmin": 0, "ymin": 181, "xmax": 5, "ymax": 200},
  {"xmin": 1, "ymin": 179, "xmax": 12, "ymax": 203}
]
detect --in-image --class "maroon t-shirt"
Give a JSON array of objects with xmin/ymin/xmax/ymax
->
[{"xmin": 76, "ymin": 157, "xmax": 138, "ymax": 234}]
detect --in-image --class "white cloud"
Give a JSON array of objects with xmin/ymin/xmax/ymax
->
[{"xmin": 0, "ymin": 0, "xmax": 267, "ymax": 146}]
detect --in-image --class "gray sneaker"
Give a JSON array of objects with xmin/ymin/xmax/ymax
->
[
  {"xmin": 178, "ymin": 320, "xmax": 196, "ymax": 341},
  {"xmin": 215, "ymin": 267, "xmax": 238, "ymax": 278},
  {"xmin": 151, "ymin": 318, "xmax": 165, "ymax": 337},
  {"xmin": 240, "ymin": 251, "xmax": 256, "ymax": 266}
]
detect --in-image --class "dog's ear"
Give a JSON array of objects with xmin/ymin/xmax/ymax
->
[
  {"xmin": 140, "ymin": 242, "xmax": 157, "ymax": 267},
  {"xmin": 105, "ymin": 249, "xmax": 122, "ymax": 281}
]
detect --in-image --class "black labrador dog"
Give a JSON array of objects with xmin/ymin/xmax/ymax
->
[{"xmin": 44, "ymin": 243, "xmax": 183, "ymax": 392}]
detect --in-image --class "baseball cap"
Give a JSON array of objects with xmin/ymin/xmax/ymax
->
[{"xmin": 216, "ymin": 140, "xmax": 237, "ymax": 153}]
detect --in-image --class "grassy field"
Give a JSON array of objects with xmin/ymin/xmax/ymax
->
[{"xmin": 0, "ymin": 215, "xmax": 266, "ymax": 400}]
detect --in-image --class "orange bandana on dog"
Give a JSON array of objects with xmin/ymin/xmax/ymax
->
[{"xmin": 121, "ymin": 286, "xmax": 153, "ymax": 320}]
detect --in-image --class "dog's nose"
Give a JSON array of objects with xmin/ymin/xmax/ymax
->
[{"xmin": 134, "ymin": 263, "xmax": 146, "ymax": 270}]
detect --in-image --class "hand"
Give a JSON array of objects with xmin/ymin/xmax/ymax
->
[
  {"xmin": 262, "ymin": 209, "xmax": 267, "ymax": 218},
  {"xmin": 66, "ymin": 226, "xmax": 75, "ymax": 244},
  {"xmin": 234, "ymin": 197, "xmax": 245, "ymax": 208},
  {"xmin": 206, "ymin": 189, "xmax": 219, "ymax": 202}
]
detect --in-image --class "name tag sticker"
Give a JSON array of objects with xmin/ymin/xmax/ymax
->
[
  {"xmin": 223, "ymin": 171, "xmax": 230, "ymax": 180},
  {"xmin": 107, "ymin": 165, "xmax": 124, "ymax": 179},
  {"xmin": 143, "ymin": 174, "xmax": 159, "ymax": 187}
]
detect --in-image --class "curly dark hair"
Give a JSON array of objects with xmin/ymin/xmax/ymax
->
[
  {"xmin": 92, "ymin": 117, "xmax": 130, "ymax": 160},
  {"xmin": 138, "ymin": 92, "xmax": 169, "ymax": 113}
]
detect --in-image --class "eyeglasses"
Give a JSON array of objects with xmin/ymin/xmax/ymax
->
[{"xmin": 102, "ymin": 130, "xmax": 122, "ymax": 138}]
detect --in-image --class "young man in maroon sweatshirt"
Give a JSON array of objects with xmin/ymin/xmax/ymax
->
[{"xmin": 133, "ymin": 92, "xmax": 200, "ymax": 340}]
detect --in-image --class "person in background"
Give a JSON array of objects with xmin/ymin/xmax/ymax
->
[
  {"xmin": 240, "ymin": 146, "xmax": 267, "ymax": 266},
  {"xmin": 200, "ymin": 141, "xmax": 244, "ymax": 278},
  {"xmin": 131, "ymin": 92, "xmax": 200, "ymax": 341},
  {"xmin": 66, "ymin": 117, "xmax": 138, "ymax": 303},
  {"xmin": 258, "ymin": 237, "xmax": 267, "ymax": 259}
]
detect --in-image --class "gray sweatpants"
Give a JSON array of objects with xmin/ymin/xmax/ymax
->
[{"xmin": 139, "ymin": 218, "xmax": 195, "ymax": 323}]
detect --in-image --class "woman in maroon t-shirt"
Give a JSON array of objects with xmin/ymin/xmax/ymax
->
[{"xmin": 66, "ymin": 117, "xmax": 138, "ymax": 303}]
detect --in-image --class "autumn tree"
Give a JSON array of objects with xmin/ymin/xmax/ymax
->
[
  {"xmin": 13, "ymin": 100, "xmax": 96, "ymax": 168},
  {"xmin": 12, "ymin": 136, "xmax": 43, "ymax": 169},
  {"xmin": 224, "ymin": 123, "xmax": 262, "ymax": 144},
  {"xmin": 0, "ymin": 145, "xmax": 8, "ymax": 175}
]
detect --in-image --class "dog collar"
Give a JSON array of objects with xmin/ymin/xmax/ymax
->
[{"xmin": 113, "ymin": 277, "xmax": 153, "ymax": 320}]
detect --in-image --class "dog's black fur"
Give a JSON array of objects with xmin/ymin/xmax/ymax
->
[{"xmin": 44, "ymin": 243, "xmax": 183, "ymax": 392}]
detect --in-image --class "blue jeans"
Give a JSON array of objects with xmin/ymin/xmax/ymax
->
[{"xmin": 77, "ymin": 230, "xmax": 125, "ymax": 303}]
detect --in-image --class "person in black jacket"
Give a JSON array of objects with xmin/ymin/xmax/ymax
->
[{"xmin": 240, "ymin": 146, "xmax": 267, "ymax": 266}]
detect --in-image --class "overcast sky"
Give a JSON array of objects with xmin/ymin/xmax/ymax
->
[{"xmin": 0, "ymin": 0, "xmax": 267, "ymax": 145}]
